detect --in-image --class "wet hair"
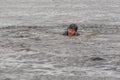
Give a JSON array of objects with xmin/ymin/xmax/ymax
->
[{"xmin": 68, "ymin": 24, "xmax": 78, "ymax": 31}]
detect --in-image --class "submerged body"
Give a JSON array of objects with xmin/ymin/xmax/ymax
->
[{"xmin": 63, "ymin": 31, "xmax": 80, "ymax": 36}]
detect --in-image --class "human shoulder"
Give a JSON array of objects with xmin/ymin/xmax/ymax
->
[
  {"xmin": 75, "ymin": 32, "xmax": 80, "ymax": 36},
  {"xmin": 63, "ymin": 31, "xmax": 68, "ymax": 36}
]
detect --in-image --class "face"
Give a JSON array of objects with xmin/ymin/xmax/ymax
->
[{"xmin": 67, "ymin": 28, "xmax": 76, "ymax": 37}]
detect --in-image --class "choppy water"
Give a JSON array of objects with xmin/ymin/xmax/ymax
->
[
  {"xmin": 0, "ymin": 0, "xmax": 120, "ymax": 26},
  {"xmin": 0, "ymin": 0, "xmax": 120, "ymax": 80},
  {"xmin": 0, "ymin": 25, "xmax": 120, "ymax": 80}
]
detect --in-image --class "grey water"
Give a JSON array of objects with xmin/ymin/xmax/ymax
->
[{"xmin": 0, "ymin": 0, "xmax": 120, "ymax": 80}]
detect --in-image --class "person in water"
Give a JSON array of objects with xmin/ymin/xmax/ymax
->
[{"xmin": 63, "ymin": 24, "xmax": 80, "ymax": 37}]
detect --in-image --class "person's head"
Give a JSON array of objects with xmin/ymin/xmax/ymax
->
[{"xmin": 67, "ymin": 24, "xmax": 78, "ymax": 36}]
